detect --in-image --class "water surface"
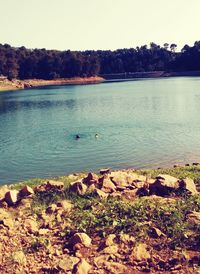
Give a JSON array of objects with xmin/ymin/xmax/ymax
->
[{"xmin": 1, "ymin": 77, "xmax": 200, "ymax": 183}]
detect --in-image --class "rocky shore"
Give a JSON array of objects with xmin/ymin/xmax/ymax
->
[
  {"xmin": 0, "ymin": 165, "xmax": 200, "ymax": 273},
  {"xmin": 0, "ymin": 76, "xmax": 104, "ymax": 92}
]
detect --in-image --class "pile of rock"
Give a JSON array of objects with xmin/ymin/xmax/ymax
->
[
  {"xmin": 0, "ymin": 179, "xmax": 65, "ymax": 207},
  {"xmin": 69, "ymin": 170, "xmax": 199, "ymax": 199},
  {"xmin": 0, "ymin": 185, "xmax": 34, "ymax": 207},
  {"xmin": 35, "ymin": 180, "xmax": 64, "ymax": 193}
]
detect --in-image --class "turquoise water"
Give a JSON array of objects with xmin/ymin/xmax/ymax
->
[{"xmin": 1, "ymin": 77, "xmax": 200, "ymax": 183}]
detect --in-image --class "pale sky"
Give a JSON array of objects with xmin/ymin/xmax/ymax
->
[{"xmin": 1, "ymin": 0, "xmax": 200, "ymax": 51}]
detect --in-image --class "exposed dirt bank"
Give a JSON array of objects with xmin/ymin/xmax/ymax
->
[{"xmin": 0, "ymin": 76, "xmax": 104, "ymax": 92}]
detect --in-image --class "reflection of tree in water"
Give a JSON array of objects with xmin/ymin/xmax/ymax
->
[{"xmin": 0, "ymin": 96, "xmax": 77, "ymax": 114}]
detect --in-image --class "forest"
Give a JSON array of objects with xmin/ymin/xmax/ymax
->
[{"xmin": 0, "ymin": 42, "xmax": 200, "ymax": 80}]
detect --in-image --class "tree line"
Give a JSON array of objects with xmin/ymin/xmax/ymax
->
[{"xmin": 0, "ymin": 42, "xmax": 200, "ymax": 80}]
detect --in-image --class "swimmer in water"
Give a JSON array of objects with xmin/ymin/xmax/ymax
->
[
  {"xmin": 75, "ymin": 134, "xmax": 80, "ymax": 139},
  {"xmin": 95, "ymin": 133, "xmax": 98, "ymax": 138}
]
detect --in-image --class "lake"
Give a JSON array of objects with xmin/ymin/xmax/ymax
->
[{"xmin": 1, "ymin": 77, "xmax": 200, "ymax": 184}]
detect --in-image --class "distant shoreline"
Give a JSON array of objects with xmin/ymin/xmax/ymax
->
[
  {"xmin": 0, "ymin": 76, "xmax": 104, "ymax": 92},
  {"xmin": 100, "ymin": 70, "xmax": 200, "ymax": 81},
  {"xmin": 1, "ymin": 71, "xmax": 200, "ymax": 92}
]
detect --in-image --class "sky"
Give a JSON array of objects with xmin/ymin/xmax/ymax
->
[{"xmin": 1, "ymin": 0, "xmax": 200, "ymax": 51}]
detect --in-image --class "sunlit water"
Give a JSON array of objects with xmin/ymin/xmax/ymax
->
[{"xmin": 1, "ymin": 77, "xmax": 200, "ymax": 183}]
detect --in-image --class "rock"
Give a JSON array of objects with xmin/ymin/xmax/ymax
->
[
  {"xmin": 122, "ymin": 189, "xmax": 138, "ymax": 199},
  {"xmin": 70, "ymin": 181, "xmax": 87, "ymax": 195},
  {"xmin": 104, "ymin": 234, "xmax": 116, "ymax": 246},
  {"xmin": 187, "ymin": 211, "xmax": 200, "ymax": 225},
  {"xmin": 19, "ymin": 185, "xmax": 34, "ymax": 197},
  {"xmin": 142, "ymin": 195, "xmax": 176, "ymax": 204},
  {"xmin": 149, "ymin": 174, "xmax": 179, "ymax": 196},
  {"xmin": 192, "ymin": 162, "xmax": 200, "ymax": 166},
  {"xmin": 101, "ymin": 245, "xmax": 118, "ymax": 254},
  {"xmin": 178, "ymin": 178, "xmax": 198, "ymax": 195},
  {"xmin": 119, "ymin": 233, "xmax": 135, "ymax": 244},
  {"xmin": 100, "ymin": 168, "xmax": 110, "ymax": 175},
  {"xmin": 46, "ymin": 180, "xmax": 64, "ymax": 190},
  {"xmin": 99, "ymin": 176, "xmax": 116, "ymax": 193},
  {"xmin": 4, "ymin": 190, "xmax": 19, "ymax": 205},
  {"xmin": 130, "ymin": 243, "xmax": 150, "ymax": 261},
  {"xmin": 150, "ymin": 227, "xmax": 165, "ymax": 238},
  {"xmin": 35, "ymin": 180, "xmax": 64, "ymax": 193},
  {"xmin": 57, "ymin": 256, "xmax": 79, "ymax": 271},
  {"xmin": 0, "ymin": 200, "xmax": 8, "ymax": 209},
  {"xmin": 74, "ymin": 258, "xmax": 92, "ymax": 274},
  {"xmin": 12, "ymin": 250, "xmax": 26, "ymax": 265},
  {"xmin": 103, "ymin": 262, "xmax": 128, "ymax": 273},
  {"xmin": 94, "ymin": 255, "xmax": 110, "ymax": 267},
  {"xmin": 34, "ymin": 183, "xmax": 47, "ymax": 193},
  {"xmin": 110, "ymin": 171, "xmax": 141, "ymax": 187},
  {"xmin": 38, "ymin": 228, "xmax": 49, "ymax": 235},
  {"xmin": 173, "ymin": 164, "xmax": 181, "ymax": 168},
  {"xmin": 109, "ymin": 192, "xmax": 122, "ymax": 198},
  {"xmin": 24, "ymin": 218, "xmax": 38, "ymax": 234},
  {"xmin": 95, "ymin": 189, "xmax": 109, "ymax": 199},
  {"xmin": 82, "ymin": 172, "xmax": 98, "ymax": 186},
  {"xmin": 69, "ymin": 233, "xmax": 92, "ymax": 248},
  {"xmin": 57, "ymin": 200, "xmax": 73, "ymax": 211},
  {"xmin": 0, "ymin": 208, "xmax": 14, "ymax": 229},
  {"xmin": 0, "ymin": 185, "xmax": 10, "ymax": 200},
  {"xmin": 46, "ymin": 203, "xmax": 58, "ymax": 214},
  {"xmin": 87, "ymin": 183, "xmax": 97, "ymax": 194},
  {"xmin": 19, "ymin": 198, "xmax": 32, "ymax": 209}
]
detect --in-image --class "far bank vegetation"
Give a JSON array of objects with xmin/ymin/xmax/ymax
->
[{"xmin": 1, "ymin": 41, "xmax": 200, "ymax": 81}]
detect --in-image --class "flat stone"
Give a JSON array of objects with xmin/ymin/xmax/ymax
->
[
  {"xmin": 69, "ymin": 233, "xmax": 92, "ymax": 248},
  {"xmin": 74, "ymin": 258, "xmax": 92, "ymax": 274},
  {"xmin": 101, "ymin": 245, "xmax": 118, "ymax": 254},
  {"xmin": 57, "ymin": 200, "xmax": 73, "ymax": 211},
  {"xmin": 119, "ymin": 233, "xmax": 135, "ymax": 244},
  {"xmin": 149, "ymin": 174, "xmax": 179, "ymax": 196},
  {"xmin": 35, "ymin": 180, "xmax": 64, "ymax": 192},
  {"xmin": 46, "ymin": 203, "xmax": 58, "ymax": 214},
  {"xmin": 0, "ymin": 208, "xmax": 14, "ymax": 229},
  {"xmin": 122, "ymin": 189, "xmax": 138, "ymax": 199},
  {"xmin": 130, "ymin": 243, "xmax": 151, "ymax": 261},
  {"xmin": 110, "ymin": 171, "xmax": 139, "ymax": 187},
  {"xmin": 38, "ymin": 228, "xmax": 49, "ymax": 235},
  {"xmin": 94, "ymin": 255, "xmax": 110, "ymax": 267},
  {"xmin": 58, "ymin": 256, "xmax": 79, "ymax": 271},
  {"xmin": 0, "ymin": 185, "xmax": 10, "ymax": 200},
  {"xmin": 46, "ymin": 180, "xmax": 64, "ymax": 190},
  {"xmin": 178, "ymin": 178, "xmax": 198, "ymax": 195},
  {"xmin": 24, "ymin": 218, "xmax": 38, "ymax": 234},
  {"xmin": 104, "ymin": 234, "xmax": 116, "ymax": 246},
  {"xmin": 103, "ymin": 261, "xmax": 128, "ymax": 273},
  {"xmin": 12, "ymin": 250, "xmax": 26, "ymax": 265}
]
